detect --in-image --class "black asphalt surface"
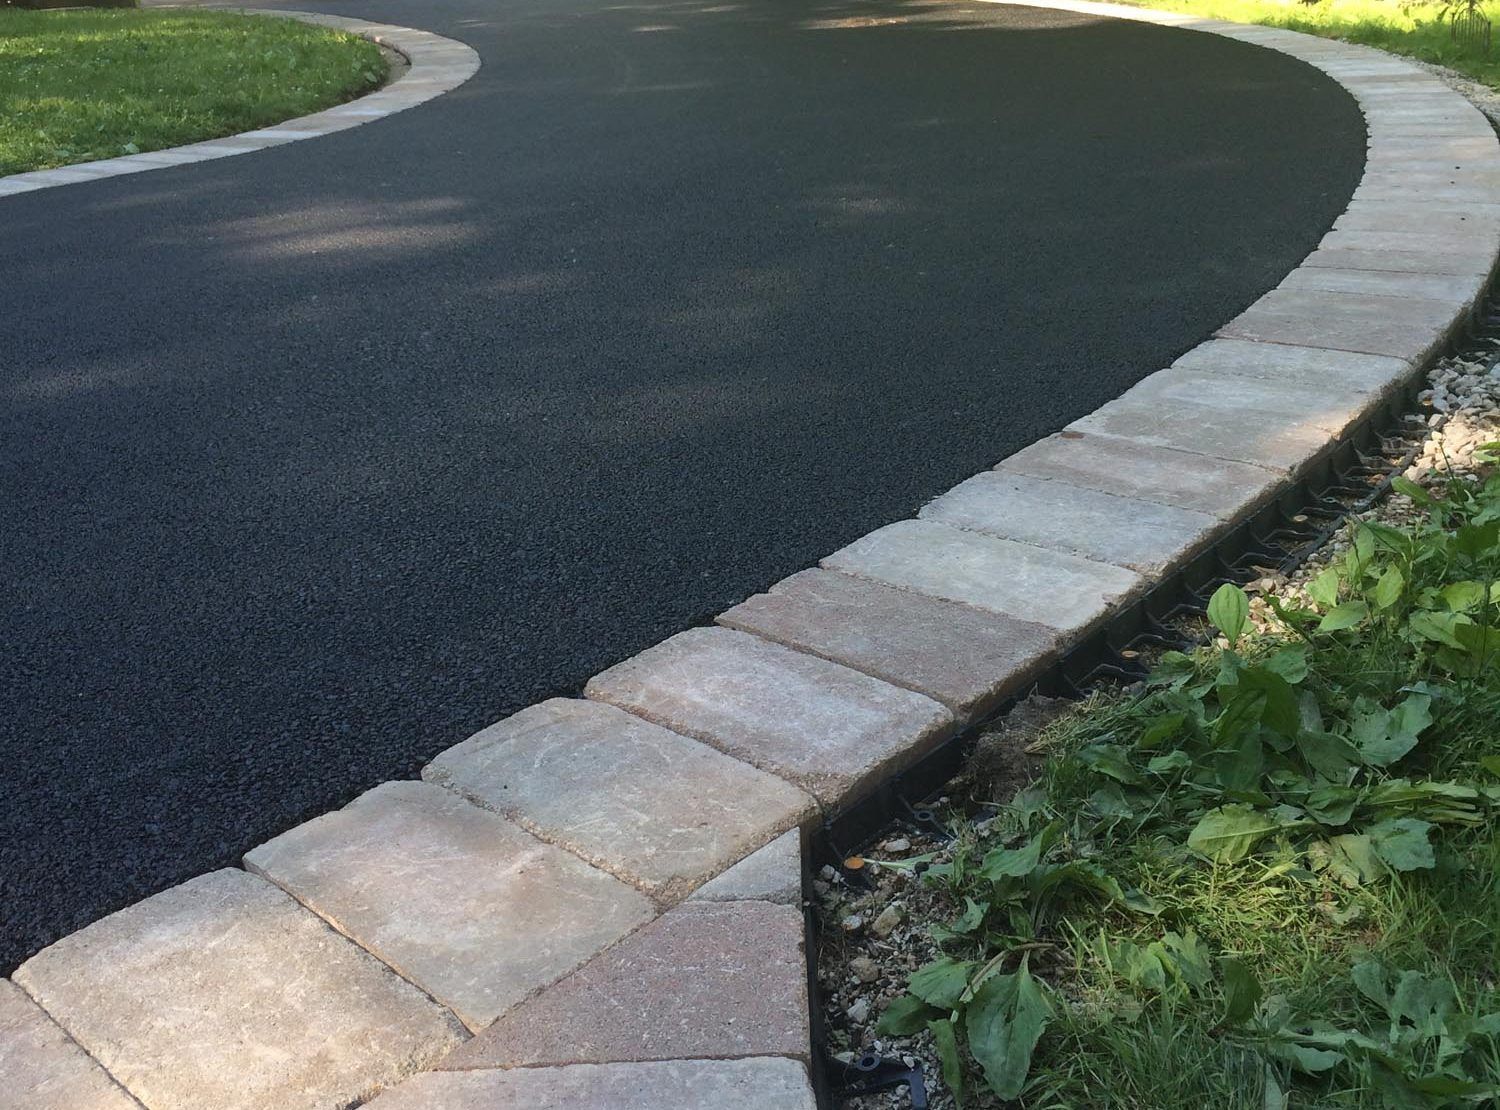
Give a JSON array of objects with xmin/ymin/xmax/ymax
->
[{"xmin": 0, "ymin": 0, "xmax": 1364, "ymax": 971}]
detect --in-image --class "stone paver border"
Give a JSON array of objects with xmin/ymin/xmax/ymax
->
[
  {"xmin": 5, "ymin": 4, "xmax": 1498, "ymax": 1107},
  {"xmin": 0, "ymin": 9, "xmax": 479, "ymax": 199}
]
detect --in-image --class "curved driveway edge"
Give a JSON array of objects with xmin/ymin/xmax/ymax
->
[
  {"xmin": 5, "ymin": 5, "xmax": 1499, "ymax": 1109},
  {"xmin": 0, "ymin": 10, "xmax": 479, "ymax": 199}
]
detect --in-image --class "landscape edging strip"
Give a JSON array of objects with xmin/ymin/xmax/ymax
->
[
  {"xmin": 7, "ymin": 5, "xmax": 1499, "ymax": 1108},
  {"xmin": 0, "ymin": 9, "xmax": 479, "ymax": 198}
]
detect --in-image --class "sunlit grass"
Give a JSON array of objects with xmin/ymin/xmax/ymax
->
[
  {"xmin": 1124, "ymin": 0, "xmax": 1500, "ymax": 89},
  {"xmin": 0, "ymin": 9, "xmax": 385, "ymax": 176}
]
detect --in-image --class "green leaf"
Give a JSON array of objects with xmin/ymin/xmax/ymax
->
[
  {"xmin": 1309, "ymin": 834, "xmax": 1387, "ymax": 888},
  {"xmin": 1147, "ymin": 750, "xmax": 1192, "ymax": 775},
  {"xmin": 1207, "ymin": 584, "xmax": 1250, "ymax": 644},
  {"xmin": 910, "ymin": 958, "xmax": 977, "ymax": 1010},
  {"xmin": 1263, "ymin": 646, "xmax": 1309, "ymax": 684},
  {"xmin": 928, "ymin": 1018, "xmax": 965, "ymax": 1108},
  {"xmin": 1138, "ymin": 711, "xmax": 1187, "ymax": 749},
  {"xmin": 1304, "ymin": 786, "xmax": 1359, "ymax": 827},
  {"xmin": 965, "ymin": 961, "xmax": 1052, "ymax": 1100},
  {"xmin": 1480, "ymin": 755, "xmax": 1500, "ymax": 779},
  {"xmin": 1307, "ymin": 566, "xmax": 1342, "ymax": 607},
  {"xmin": 1220, "ymin": 957, "xmax": 1263, "ymax": 1026},
  {"xmin": 981, "ymin": 833, "xmax": 1046, "ymax": 881},
  {"xmin": 1162, "ymin": 930, "xmax": 1213, "ymax": 990},
  {"xmin": 1408, "ymin": 609, "xmax": 1471, "ymax": 650},
  {"xmin": 1108, "ymin": 939, "xmax": 1167, "ymax": 992},
  {"xmin": 877, "ymin": 994, "xmax": 940, "ymax": 1035},
  {"xmin": 1368, "ymin": 817, "xmax": 1435, "ymax": 872},
  {"xmin": 1318, "ymin": 601, "xmax": 1369, "ymax": 632},
  {"xmin": 1268, "ymin": 1038, "xmax": 1345, "ymax": 1075},
  {"xmin": 1456, "ymin": 519, "xmax": 1499, "ymax": 560},
  {"xmin": 1350, "ymin": 694, "xmax": 1430, "ymax": 768},
  {"xmin": 1187, "ymin": 805, "xmax": 1279, "ymax": 863},
  {"xmin": 1441, "ymin": 580, "xmax": 1487, "ymax": 612},
  {"xmin": 1391, "ymin": 475, "xmax": 1430, "ymax": 504},
  {"xmin": 1372, "ymin": 565, "xmax": 1405, "ymax": 610},
  {"xmin": 1214, "ymin": 715, "xmax": 1265, "ymax": 794},
  {"xmin": 948, "ymin": 897, "xmax": 987, "ymax": 936},
  {"xmin": 1238, "ymin": 667, "xmax": 1301, "ymax": 737},
  {"xmin": 1076, "ymin": 743, "xmax": 1144, "ymax": 786},
  {"xmin": 1295, "ymin": 730, "xmax": 1360, "ymax": 781}
]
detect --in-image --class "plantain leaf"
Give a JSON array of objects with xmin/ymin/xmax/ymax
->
[
  {"xmin": 965, "ymin": 961, "xmax": 1051, "ymax": 1100},
  {"xmin": 1187, "ymin": 804, "xmax": 1279, "ymax": 863},
  {"xmin": 910, "ymin": 957, "xmax": 977, "ymax": 1010},
  {"xmin": 877, "ymin": 993, "xmax": 941, "ymax": 1035},
  {"xmin": 1220, "ymin": 957, "xmax": 1263, "ymax": 1026},
  {"xmin": 928, "ymin": 1018, "xmax": 965, "ymax": 1108},
  {"xmin": 1207, "ymin": 583, "xmax": 1250, "ymax": 644}
]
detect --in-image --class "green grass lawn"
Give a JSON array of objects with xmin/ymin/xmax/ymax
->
[
  {"xmin": 1123, "ymin": 0, "xmax": 1500, "ymax": 89},
  {"xmin": 0, "ymin": 9, "xmax": 385, "ymax": 176}
]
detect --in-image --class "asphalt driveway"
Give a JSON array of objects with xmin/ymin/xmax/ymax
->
[{"xmin": 0, "ymin": 0, "xmax": 1364, "ymax": 970}]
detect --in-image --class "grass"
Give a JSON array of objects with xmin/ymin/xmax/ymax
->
[
  {"xmin": 1120, "ymin": 0, "xmax": 1500, "ymax": 90},
  {"xmin": 0, "ymin": 9, "xmax": 385, "ymax": 176},
  {"xmin": 877, "ymin": 463, "xmax": 1500, "ymax": 1108}
]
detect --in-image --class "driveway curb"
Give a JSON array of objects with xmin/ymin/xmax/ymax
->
[
  {"xmin": 0, "ymin": 10, "xmax": 479, "ymax": 198},
  {"xmin": 5, "ymin": 5, "xmax": 1498, "ymax": 1108}
]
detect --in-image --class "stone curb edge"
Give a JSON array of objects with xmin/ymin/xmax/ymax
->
[
  {"xmin": 5, "ymin": 5, "xmax": 1498, "ymax": 1109},
  {"xmin": 0, "ymin": 9, "xmax": 479, "ymax": 199}
]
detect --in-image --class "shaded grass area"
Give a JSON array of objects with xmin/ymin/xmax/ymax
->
[
  {"xmin": 0, "ymin": 10, "xmax": 385, "ymax": 176},
  {"xmin": 879, "ymin": 468, "xmax": 1500, "ymax": 1107},
  {"xmin": 1125, "ymin": 0, "xmax": 1500, "ymax": 89}
]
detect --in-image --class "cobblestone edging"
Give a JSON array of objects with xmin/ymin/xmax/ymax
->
[
  {"xmin": 0, "ymin": 10, "xmax": 479, "ymax": 199},
  {"xmin": 4, "ymin": 5, "xmax": 1499, "ymax": 1109}
]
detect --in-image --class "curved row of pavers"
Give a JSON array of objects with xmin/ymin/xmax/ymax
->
[
  {"xmin": 5, "ymin": 5, "xmax": 1500, "ymax": 1109},
  {"xmin": 0, "ymin": 10, "xmax": 479, "ymax": 198}
]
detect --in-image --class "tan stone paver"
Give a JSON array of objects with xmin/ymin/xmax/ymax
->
[
  {"xmin": 0, "ymin": 981, "xmax": 141, "ymax": 1110},
  {"xmin": 998, "ymin": 430, "xmax": 1282, "ymax": 519},
  {"xmin": 12, "ymin": 869, "xmax": 465, "ymax": 1110},
  {"xmin": 586, "ymin": 626, "xmax": 953, "ymax": 806},
  {"xmin": 365, "ymin": 1057, "xmax": 817, "ymax": 1109},
  {"xmin": 718, "ymin": 567, "xmax": 1059, "ymax": 719},
  {"xmin": 920, "ymin": 470, "xmax": 1222, "ymax": 574},
  {"xmin": 245, "ymin": 780, "xmax": 655, "ymax": 1031},
  {"xmin": 688, "ymin": 828, "xmax": 803, "ymax": 905},
  {"xmin": 422, "ymin": 699, "xmax": 816, "ymax": 901},
  {"xmin": 823, "ymin": 519, "xmax": 1141, "ymax": 636},
  {"xmin": 440, "ymin": 901, "xmax": 808, "ymax": 1069}
]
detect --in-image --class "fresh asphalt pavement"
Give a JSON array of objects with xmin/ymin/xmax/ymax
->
[{"xmin": 0, "ymin": 0, "xmax": 1365, "ymax": 971}]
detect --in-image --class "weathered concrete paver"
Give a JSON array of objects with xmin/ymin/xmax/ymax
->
[
  {"xmin": 920, "ymin": 470, "xmax": 1222, "ymax": 574},
  {"xmin": 998, "ymin": 430, "xmax": 1282, "ymax": 519},
  {"xmin": 688, "ymin": 828, "xmax": 803, "ymax": 905},
  {"xmin": 0, "ymin": 981, "xmax": 141, "ymax": 1110},
  {"xmin": 244, "ymin": 780, "xmax": 655, "ymax": 1031},
  {"xmin": 1124, "ymin": 368, "xmax": 1387, "ymax": 429},
  {"xmin": 1274, "ymin": 266, "xmax": 1483, "ymax": 311},
  {"xmin": 440, "ymin": 901, "xmax": 808, "ymax": 1069},
  {"xmin": 12, "ymin": 868, "xmax": 465, "ymax": 1110},
  {"xmin": 1219, "ymin": 287, "xmax": 1459, "ymax": 365},
  {"xmin": 1070, "ymin": 381, "xmax": 1340, "ymax": 472},
  {"xmin": 366, "ymin": 1057, "xmax": 817, "ymax": 1109},
  {"xmin": 822, "ymin": 519, "xmax": 1141, "ymax": 636},
  {"xmin": 1174, "ymin": 336, "xmax": 1413, "ymax": 395},
  {"xmin": 422, "ymin": 699, "xmax": 815, "ymax": 902},
  {"xmin": 718, "ymin": 567, "xmax": 1058, "ymax": 719},
  {"xmin": 585, "ymin": 626, "xmax": 953, "ymax": 806}
]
